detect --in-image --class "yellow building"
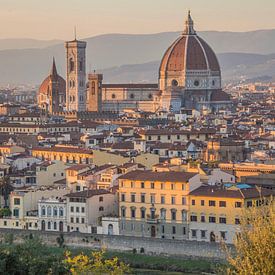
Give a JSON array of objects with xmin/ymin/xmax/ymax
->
[
  {"xmin": 118, "ymin": 170, "xmax": 201, "ymax": 239},
  {"xmin": 189, "ymin": 184, "xmax": 273, "ymax": 244},
  {"xmin": 31, "ymin": 145, "xmax": 93, "ymax": 165}
]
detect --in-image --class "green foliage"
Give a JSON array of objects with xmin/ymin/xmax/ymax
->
[
  {"xmin": 56, "ymin": 233, "xmax": 65, "ymax": 248},
  {"xmin": 0, "ymin": 208, "xmax": 11, "ymax": 217},
  {"xmin": 4, "ymin": 233, "xmax": 14, "ymax": 244}
]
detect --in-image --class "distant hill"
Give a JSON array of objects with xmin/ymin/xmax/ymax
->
[
  {"xmin": 0, "ymin": 29, "xmax": 275, "ymax": 85},
  {"xmin": 0, "ymin": 38, "xmax": 63, "ymax": 51}
]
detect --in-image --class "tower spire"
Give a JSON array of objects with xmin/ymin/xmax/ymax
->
[
  {"xmin": 74, "ymin": 26, "xmax": 77, "ymax": 40},
  {"xmin": 183, "ymin": 10, "xmax": 196, "ymax": 35},
  {"xmin": 50, "ymin": 57, "xmax": 58, "ymax": 77}
]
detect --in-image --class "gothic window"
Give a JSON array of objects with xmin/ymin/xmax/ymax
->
[
  {"xmin": 41, "ymin": 206, "xmax": 46, "ymax": 216},
  {"xmin": 194, "ymin": 80, "xmax": 200, "ymax": 87},
  {"xmin": 69, "ymin": 58, "xmax": 74, "ymax": 72},
  {"xmin": 172, "ymin": 79, "xmax": 178, "ymax": 86},
  {"xmin": 91, "ymin": 81, "xmax": 95, "ymax": 95}
]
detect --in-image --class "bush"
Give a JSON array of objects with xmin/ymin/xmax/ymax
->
[{"xmin": 4, "ymin": 233, "xmax": 14, "ymax": 244}]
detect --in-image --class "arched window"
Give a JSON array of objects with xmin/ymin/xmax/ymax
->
[
  {"xmin": 59, "ymin": 207, "xmax": 64, "ymax": 217},
  {"xmin": 47, "ymin": 206, "xmax": 52, "ymax": 216},
  {"xmin": 79, "ymin": 60, "xmax": 83, "ymax": 72},
  {"xmin": 69, "ymin": 58, "xmax": 74, "ymax": 72},
  {"xmin": 53, "ymin": 207, "xmax": 58, "ymax": 217},
  {"xmin": 41, "ymin": 206, "xmax": 46, "ymax": 216},
  {"xmin": 54, "ymin": 222, "xmax": 57, "ymax": 230},
  {"xmin": 182, "ymin": 210, "xmax": 187, "ymax": 222},
  {"xmin": 111, "ymin": 94, "xmax": 116, "ymax": 99},
  {"xmin": 48, "ymin": 221, "xmax": 51, "ymax": 230},
  {"xmin": 160, "ymin": 208, "xmax": 166, "ymax": 220},
  {"xmin": 121, "ymin": 207, "xmax": 126, "ymax": 218},
  {"xmin": 99, "ymin": 206, "xmax": 104, "ymax": 211}
]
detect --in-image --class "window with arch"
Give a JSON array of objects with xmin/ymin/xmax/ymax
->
[
  {"xmin": 111, "ymin": 94, "xmax": 116, "ymax": 99},
  {"xmin": 47, "ymin": 206, "xmax": 52, "ymax": 216},
  {"xmin": 59, "ymin": 207, "xmax": 64, "ymax": 217},
  {"xmin": 41, "ymin": 206, "xmax": 46, "ymax": 216},
  {"xmin": 69, "ymin": 58, "xmax": 74, "ymax": 72},
  {"xmin": 53, "ymin": 207, "xmax": 58, "ymax": 216},
  {"xmin": 121, "ymin": 207, "xmax": 126, "ymax": 218},
  {"xmin": 99, "ymin": 206, "xmax": 104, "ymax": 211},
  {"xmin": 48, "ymin": 221, "xmax": 51, "ymax": 230},
  {"xmin": 160, "ymin": 208, "xmax": 166, "ymax": 220},
  {"xmin": 54, "ymin": 222, "xmax": 57, "ymax": 230}
]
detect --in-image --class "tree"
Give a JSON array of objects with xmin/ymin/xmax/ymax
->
[
  {"xmin": 0, "ymin": 175, "xmax": 13, "ymax": 207},
  {"xmin": 225, "ymin": 203, "xmax": 275, "ymax": 274},
  {"xmin": 65, "ymin": 250, "xmax": 131, "ymax": 275}
]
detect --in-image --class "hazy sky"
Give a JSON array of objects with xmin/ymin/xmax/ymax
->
[{"xmin": 0, "ymin": 0, "xmax": 274, "ymax": 40}]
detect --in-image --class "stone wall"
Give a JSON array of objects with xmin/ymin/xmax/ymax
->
[{"xmin": 0, "ymin": 229, "xmax": 228, "ymax": 259}]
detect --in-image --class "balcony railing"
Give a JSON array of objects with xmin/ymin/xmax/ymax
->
[{"xmin": 146, "ymin": 214, "xmax": 159, "ymax": 224}]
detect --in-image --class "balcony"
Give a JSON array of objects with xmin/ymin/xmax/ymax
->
[{"xmin": 146, "ymin": 214, "xmax": 159, "ymax": 224}]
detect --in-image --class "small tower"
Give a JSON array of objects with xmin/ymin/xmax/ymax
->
[
  {"xmin": 65, "ymin": 36, "xmax": 87, "ymax": 112},
  {"xmin": 184, "ymin": 10, "xmax": 196, "ymax": 35},
  {"xmin": 48, "ymin": 57, "xmax": 59, "ymax": 114},
  {"xmin": 87, "ymin": 73, "xmax": 103, "ymax": 112}
]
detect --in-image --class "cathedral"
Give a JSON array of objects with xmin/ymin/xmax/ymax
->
[{"xmin": 38, "ymin": 12, "xmax": 232, "ymax": 114}]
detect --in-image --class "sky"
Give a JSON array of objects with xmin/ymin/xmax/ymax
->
[{"xmin": 0, "ymin": 0, "xmax": 275, "ymax": 40}]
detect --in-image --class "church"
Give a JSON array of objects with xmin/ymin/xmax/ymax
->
[{"xmin": 38, "ymin": 12, "xmax": 232, "ymax": 114}]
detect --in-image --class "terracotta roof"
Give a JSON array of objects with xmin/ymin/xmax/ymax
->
[
  {"xmin": 210, "ymin": 90, "xmax": 231, "ymax": 102},
  {"xmin": 66, "ymin": 164, "xmax": 92, "ymax": 171},
  {"xmin": 118, "ymin": 170, "xmax": 196, "ymax": 182},
  {"xmin": 32, "ymin": 146, "xmax": 93, "ymax": 154},
  {"xmin": 159, "ymin": 33, "xmax": 220, "ymax": 74},
  {"xmin": 190, "ymin": 185, "xmax": 274, "ymax": 199},
  {"xmin": 65, "ymin": 189, "xmax": 110, "ymax": 198},
  {"xmin": 102, "ymin": 84, "xmax": 158, "ymax": 89}
]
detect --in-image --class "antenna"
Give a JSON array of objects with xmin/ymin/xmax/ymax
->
[{"xmin": 74, "ymin": 26, "xmax": 77, "ymax": 40}]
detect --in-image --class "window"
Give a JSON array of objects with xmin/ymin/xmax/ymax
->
[
  {"xmin": 121, "ymin": 194, "xmax": 125, "ymax": 202},
  {"xmin": 181, "ymin": 184, "xmax": 185, "ymax": 190},
  {"xmin": 141, "ymin": 182, "xmax": 145, "ymax": 188},
  {"xmin": 131, "ymin": 182, "xmax": 134, "ymax": 188},
  {"xmin": 47, "ymin": 207, "xmax": 52, "ymax": 216},
  {"xmin": 70, "ymin": 217, "xmax": 74, "ymax": 223},
  {"xmin": 191, "ymin": 230, "xmax": 197, "ymax": 238},
  {"xmin": 59, "ymin": 207, "xmax": 63, "ymax": 217},
  {"xmin": 172, "ymin": 226, "xmax": 176, "ymax": 234},
  {"xmin": 161, "ymin": 225, "xmax": 165, "ymax": 234},
  {"xmin": 171, "ymin": 183, "xmax": 174, "ymax": 190},
  {"xmin": 171, "ymin": 196, "xmax": 176, "ymax": 205},
  {"xmin": 201, "ymin": 230, "xmax": 206, "ymax": 239},
  {"xmin": 161, "ymin": 196, "xmax": 165, "ymax": 204},
  {"xmin": 131, "ymin": 194, "xmax": 135, "ymax": 203},
  {"xmin": 42, "ymin": 207, "xmax": 46, "ymax": 216},
  {"xmin": 99, "ymin": 206, "xmax": 104, "ymax": 211},
  {"xmin": 209, "ymin": 200, "xmax": 216, "ymax": 207},
  {"xmin": 82, "ymin": 218, "xmax": 85, "ymax": 224},
  {"xmin": 183, "ymin": 227, "xmax": 186, "ymax": 235},
  {"xmin": 235, "ymin": 218, "xmax": 240, "ymax": 225},
  {"xmin": 160, "ymin": 208, "xmax": 166, "ymax": 220},
  {"xmin": 48, "ymin": 222, "xmax": 51, "ymax": 229},
  {"xmin": 54, "ymin": 222, "xmax": 57, "ymax": 230},
  {"xmin": 76, "ymin": 217, "xmax": 79, "ymax": 223},
  {"xmin": 81, "ymin": 207, "xmax": 85, "ymax": 213},
  {"xmin": 219, "ymin": 217, "xmax": 227, "ymax": 224},
  {"xmin": 13, "ymin": 209, "xmax": 19, "ymax": 218},
  {"xmin": 99, "ymin": 196, "xmax": 103, "ymax": 202},
  {"xmin": 76, "ymin": 207, "xmax": 79, "ymax": 213},
  {"xmin": 141, "ymin": 208, "xmax": 145, "ymax": 219},
  {"xmin": 111, "ymin": 94, "xmax": 116, "ymax": 99},
  {"xmin": 130, "ymin": 93, "xmax": 134, "ymax": 99},
  {"xmin": 70, "ymin": 206, "xmax": 74, "ymax": 212},
  {"xmin": 182, "ymin": 210, "xmax": 187, "ymax": 222},
  {"xmin": 121, "ymin": 207, "xmax": 126, "ymax": 218},
  {"xmin": 235, "ymin": 201, "xmax": 242, "ymax": 208},
  {"xmin": 131, "ymin": 208, "xmax": 136, "ymax": 218},
  {"xmin": 151, "ymin": 182, "xmax": 155, "ymax": 189},
  {"xmin": 201, "ymin": 200, "xmax": 205, "ymax": 206},
  {"xmin": 171, "ymin": 210, "xmax": 177, "ymax": 221},
  {"xmin": 161, "ymin": 183, "xmax": 164, "ymax": 190},
  {"xmin": 220, "ymin": 231, "xmax": 226, "ymax": 240},
  {"xmin": 219, "ymin": 201, "xmax": 226, "ymax": 207},
  {"xmin": 14, "ymin": 198, "xmax": 20, "ymax": 205},
  {"xmin": 192, "ymin": 199, "xmax": 195, "ymax": 206},
  {"xmin": 209, "ymin": 216, "xmax": 216, "ymax": 223},
  {"xmin": 150, "ymin": 195, "xmax": 155, "ymax": 204},
  {"xmin": 53, "ymin": 207, "xmax": 58, "ymax": 216},
  {"xmin": 15, "ymin": 221, "xmax": 19, "ymax": 227},
  {"xmin": 190, "ymin": 215, "xmax": 197, "ymax": 222},
  {"xmin": 246, "ymin": 201, "xmax": 253, "ymax": 208},
  {"xmin": 182, "ymin": 197, "xmax": 186, "ymax": 205},
  {"xmin": 201, "ymin": 215, "xmax": 205, "ymax": 222},
  {"xmin": 141, "ymin": 194, "xmax": 145, "ymax": 203}
]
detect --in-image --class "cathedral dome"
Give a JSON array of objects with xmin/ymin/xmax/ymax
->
[
  {"xmin": 159, "ymin": 11, "xmax": 220, "ymax": 79},
  {"xmin": 39, "ymin": 58, "xmax": 66, "ymax": 96}
]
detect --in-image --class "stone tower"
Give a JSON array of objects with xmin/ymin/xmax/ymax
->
[
  {"xmin": 87, "ymin": 73, "xmax": 103, "ymax": 112},
  {"xmin": 65, "ymin": 38, "xmax": 87, "ymax": 112}
]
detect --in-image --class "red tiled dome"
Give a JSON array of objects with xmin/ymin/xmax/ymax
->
[{"xmin": 159, "ymin": 13, "xmax": 220, "ymax": 74}]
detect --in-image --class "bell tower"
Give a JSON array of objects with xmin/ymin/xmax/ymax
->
[
  {"xmin": 65, "ymin": 38, "xmax": 87, "ymax": 112},
  {"xmin": 87, "ymin": 73, "xmax": 103, "ymax": 112}
]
